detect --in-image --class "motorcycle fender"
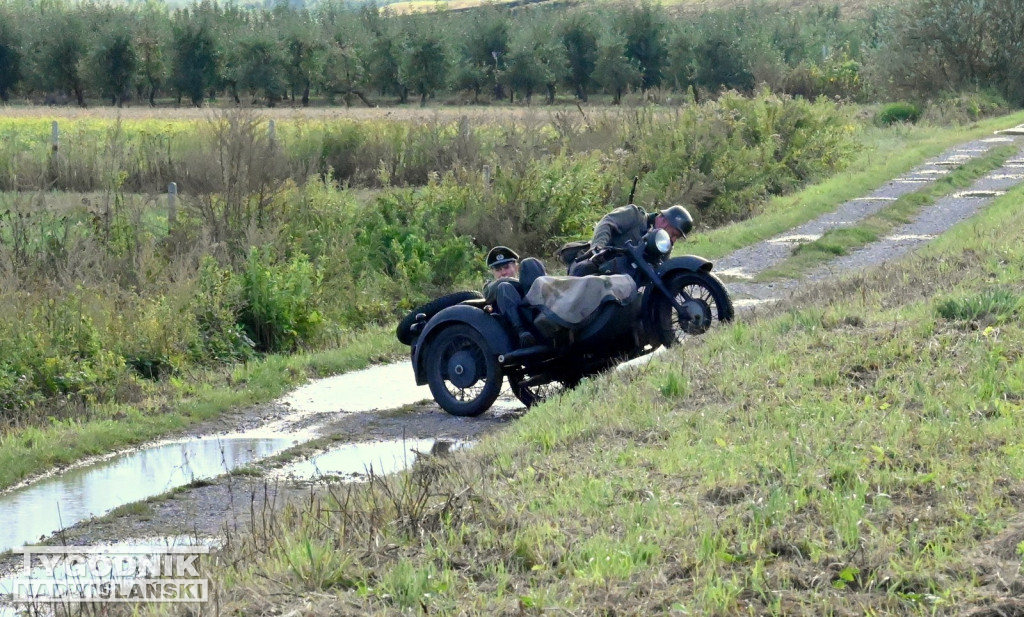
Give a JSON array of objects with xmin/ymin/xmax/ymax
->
[
  {"xmin": 641, "ymin": 255, "xmax": 715, "ymax": 320},
  {"xmin": 411, "ymin": 305, "xmax": 514, "ymax": 385},
  {"xmin": 657, "ymin": 255, "xmax": 713, "ymax": 277}
]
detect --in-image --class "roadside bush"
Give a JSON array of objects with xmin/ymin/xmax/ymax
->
[
  {"xmin": 783, "ymin": 54, "xmax": 864, "ymax": 101},
  {"xmin": 634, "ymin": 90, "xmax": 856, "ymax": 224},
  {"xmin": 317, "ymin": 122, "xmax": 368, "ymax": 185},
  {"xmin": 112, "ymin": 293, "xmax": 201, "ymax": 379},
  {"xmin": 350, "ymin": 184, "xmax": 479, "ymax": 313},
  {"xmin": 467, "ymin": 151, "xmax": 618, "ymax": 256},
  {"xmin": 921, "ymin": 92, "xmax": 1011, "ymax": 125},
  {"xmin": 0, "ymin": 294, "xmax": 125, "ymax": 421},
  {"xmin": 191, "ymin": 258, "xmax": 255, "ymax": 364},
  {"xmin": 876, "ymin": 102, "xmax": 922, "ymax": 126},
  {"xmin": 239, "ymin": 247, "xmax": 323, "ymax": 352}
]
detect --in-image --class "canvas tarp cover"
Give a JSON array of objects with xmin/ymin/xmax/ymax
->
[{"xmin": 524, "ymin": 274, "xmax": 637, "ymax": 336}]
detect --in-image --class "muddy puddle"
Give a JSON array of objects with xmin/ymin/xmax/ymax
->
[
  {"xmin": 281, "ymin": 361, "xmax": 430, "ymax": 415},
  {"xmin": 271, "ymin": 438, "xmax": 469, "ymax": 482},
  {"xmin": 0, "ymin": 436, "xmax": 296, "ymax": 554},
  {"xmin": 0, "ymin": 360, "xmax": 514, "ymax": 556}
]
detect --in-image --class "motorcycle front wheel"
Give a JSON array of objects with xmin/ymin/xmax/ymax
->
[
  {"xmin": 653, "ymin": 271, "xmax": 734, "ymax": 347},
  {"xmin": 425, "ymin": 324, "xmax": 502, "ymax": 417}
]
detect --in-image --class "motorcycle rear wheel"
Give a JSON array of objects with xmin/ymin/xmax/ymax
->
[
  {"xmin": 425, "ymin": 324, "xmax": 502, "ymax": 417},
  {"xmin": 654, "ymin": 271, "xmax": 734, "ymax": 347},
  {"xmin": 507, "ymin": 372, "xmax": 580, "ymax": 408}
]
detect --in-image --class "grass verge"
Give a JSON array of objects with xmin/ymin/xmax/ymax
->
[
  {"xmin": 0, "ymin": 325, "xmax": 405, "ymax": 491},
  {"xmin": 684, "ymin": 110, "xmax": 1024, "ymax": 262},
  {"xmin": 755, "ymin": 144, "xmax": 1018, "ymax": 280},
  {"xmin": 176, "ymin": 182, "xmax": 1024, "ymax": 615}
]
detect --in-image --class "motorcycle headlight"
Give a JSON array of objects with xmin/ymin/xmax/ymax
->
[{"xmin": 652, "ymin": 228, "xmax": 672, "ymax": 255}]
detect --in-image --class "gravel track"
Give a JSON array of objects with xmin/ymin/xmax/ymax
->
[{"xmin": 725, "ymin": 131, "xmax": 1024, "ymax": 301}]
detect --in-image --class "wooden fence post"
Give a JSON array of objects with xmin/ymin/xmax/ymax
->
[
  {"xmin": 51, "ymin": 121, "xmax": 59, "ymax": 153},
  {"xmin": 168, "ymin": 182, "xmax": 177, "ymax": 227}
]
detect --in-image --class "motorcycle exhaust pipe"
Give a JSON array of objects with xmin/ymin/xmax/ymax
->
[{"xmin": 498, "ymin": 344, "xmax": 552, "ymax": 365}]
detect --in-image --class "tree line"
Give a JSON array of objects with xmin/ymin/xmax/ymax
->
[{"xmin": 0, "ymin": 0, "xmax": 1020, "ymax": 108}]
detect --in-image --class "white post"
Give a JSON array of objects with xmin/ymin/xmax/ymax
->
[
  {"xmin": 268, "ymin": 119, "xmax": 276, "ymax": 145},
  {"xmin": 167, "ymin": 182, "xmax": 177, "ymax": 227},
  {"xmin": 51, "ymin": 121, "xmax": 59, "ymax": 153}
]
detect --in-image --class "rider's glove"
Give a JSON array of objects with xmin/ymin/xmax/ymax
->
[{"xmin": 581, "ymin": 245, "xmax": 602, "ymax": 261}]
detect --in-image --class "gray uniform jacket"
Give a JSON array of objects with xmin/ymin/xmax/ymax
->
[{"xmin": 590, "ymin": 204, "xmax": 657, "ymax": 249}]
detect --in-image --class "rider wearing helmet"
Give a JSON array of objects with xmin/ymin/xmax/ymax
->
[{"xmin": 569, "ymin": 204, "xmax": 694, "ymax": 275}]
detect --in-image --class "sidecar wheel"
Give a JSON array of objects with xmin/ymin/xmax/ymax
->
[
  {"xmin": 426, "ymin": 325, "xmax": 502, "ymax": 417},
  {"xmin": 654, "ymin": 272, "xmax": 734, "ymax": 347},
  {"xmin": 396, "ymin": 291, "xmax": 484, "ymax": 346},
  {"xmin": 507, "ymin": 373, "xmax": 580, "ymax": 408}
]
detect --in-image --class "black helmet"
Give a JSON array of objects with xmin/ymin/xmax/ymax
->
[
  {"xmin": 659, "ymin": 205, "xmax": 694, "ymax": 237},
  {"xmin": 486, "ymin": 246, "xmax": 519, "ymax": 269}
]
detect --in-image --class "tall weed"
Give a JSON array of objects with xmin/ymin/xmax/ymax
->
[{"xmin": 239, "ymin": 247, "xmax": 323, "ymax": 352}]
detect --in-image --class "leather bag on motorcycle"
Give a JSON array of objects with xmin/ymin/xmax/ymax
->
[
  {"xmin": 524, "ymin": 274, "xmax": 638, "ymax": 339},
  {"xmin": 555, "ymin": 240, "xmax": 591, "ymax": 268}
]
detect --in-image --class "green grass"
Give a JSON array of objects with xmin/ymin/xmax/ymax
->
[
  {"xmin": 684, "ymin": 110, "xmax": 1024, "ymax": 262},
  {"xmin": 106, "ymin": 501, "xmax": 154, "ymax": 519},
  {"xmin": 755, "ymin": 144, "xmax": 1018, "ymax": 279},
  {"xmin": 179, "ymin": 181, "xmax": 1024, "ymax": 615},
  {"xmin": 935, "ymin": 287, "xmax": 1021, "ymax": 323},
  {"xmin": 0, "ymin": 325, "xmax": 404, "ymax": 491}
]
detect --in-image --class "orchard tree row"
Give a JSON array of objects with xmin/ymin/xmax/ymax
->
[{"xmin": 0, "ymin": 0, "xmax": 1020, "ymax": 108}]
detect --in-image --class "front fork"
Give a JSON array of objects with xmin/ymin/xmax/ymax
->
[{"xmin": 633, "ymin": 258, "xmax": 691, "ymax": 317}]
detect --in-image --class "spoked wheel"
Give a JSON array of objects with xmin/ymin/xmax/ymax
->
[
  {"xmin": 507, "ymin": 372, "xmax": 580, "ymax": 408},
  {"xmin": 654, "ymin": 271, "xmax": 734, "ymax": 346},
  {"xmin": 425, "ymin": 325, "xmax": 502, "ymax": 417}
]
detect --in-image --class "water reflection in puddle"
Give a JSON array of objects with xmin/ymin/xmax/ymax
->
[
  {"xmin": 280, "ymin": 362, "xmax": 430, "ymax": 415},
  {"xmin": 768, "ymin": 233, "xmax": 822, "ymax": 244},
  {"xmin": 715, "ymin": 267, "xmax": 754, "ymax": 280},
  {"xmin": 887, "ymin": 234, "xmax": 936, "ymax": 242},
  {"xmin": 0, "ymin": 436, "xmax": 296, "ymax": 554},
  {"xmin": 273, "ymin": 438, "xmax": 469, "ymax": 481},
  {"xmin": 952, "ymin": 190, "xmax": 1005, "ymax": 198},
  {"xmin": 733, "ymin": 298, "xmax": 775, "ymax": 309}
]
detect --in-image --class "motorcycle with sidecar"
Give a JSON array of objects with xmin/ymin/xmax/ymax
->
[{"xmin": 396, "ymin": 228, "xmax": 734, "ymax": 416}]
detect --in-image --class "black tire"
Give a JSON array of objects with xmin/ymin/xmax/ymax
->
[
  {"xmin": 396, "ymin": 291, "xmax": 484, "ymax": 346},
  {"xmin": 653, "ymin": 271, "xmax": 734, "ymax": 347},
  {"xmin": 507, "ymin": 372, "xmax": 580, "ymax": 408},
  {"xmin": 425, "ymin": 325, "xmax": 502, "ymax": 417}
]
